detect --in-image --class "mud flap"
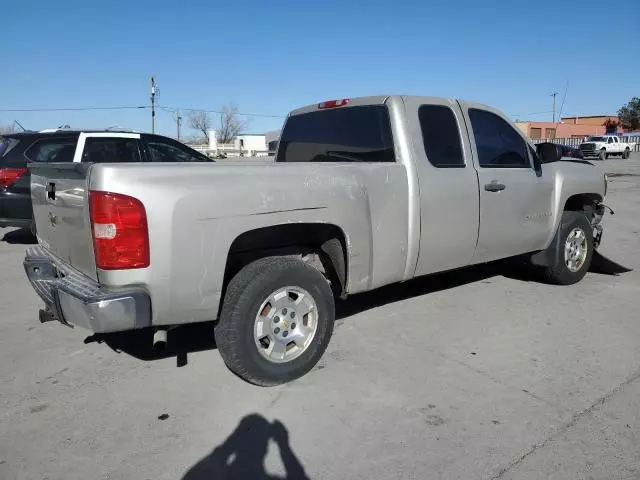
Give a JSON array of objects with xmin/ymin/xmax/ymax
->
[{"xmin": 589, "ymin": 250, "xmax": 633, "ymax": 275}]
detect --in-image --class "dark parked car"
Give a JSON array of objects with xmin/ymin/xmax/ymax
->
[
  {"xmin": 559, "ymin": 144, "xmax": 584, "ymax": 159},
  {"xmin": 0, "ymin": 129, "xmax": 211, "ymax": 234},
  {"xmin": 536, "ymin": 142, "xmax": 584, "ymax": 163}
]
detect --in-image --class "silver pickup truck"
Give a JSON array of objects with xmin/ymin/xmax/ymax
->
[{"xmin": 24, "ymin": 95, "xmax": 609, "ymax": 386}]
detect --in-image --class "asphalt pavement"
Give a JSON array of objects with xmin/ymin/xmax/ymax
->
[{"xmin": 1, "ymin": 154, "xmax": 639, "ymax": 480}]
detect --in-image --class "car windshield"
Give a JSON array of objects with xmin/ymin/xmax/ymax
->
[{"xmin": 588, "ymin": 136, "xmax": 606, "ymax": 142}]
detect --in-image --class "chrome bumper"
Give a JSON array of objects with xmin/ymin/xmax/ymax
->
[{"xmin": 23, "ymin": 246, "xmax": 151, "ymax": 333}]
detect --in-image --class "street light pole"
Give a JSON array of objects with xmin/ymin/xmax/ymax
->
[
  {"xmin": 550, "ymin": 92, "xmax": 558, "ymax": 123},
  {"xmin": 150, "ymin": 76, "xmax": 158, "ymax": 133}
]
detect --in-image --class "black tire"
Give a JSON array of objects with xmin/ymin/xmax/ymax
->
[
  {"xmin": 598, "ymin": 148, "xmax": 607, "ymax": 160},
  {"xmin": 622, "ymin": 148, "xmax": 630, "ymax": 159},
  {"xmin": 215, "ymin": 256, "xmax": 335, "ymax": 386},
  {"xmin": 541, "ymin": 211, "xmax": 593, "ymax": 285}
]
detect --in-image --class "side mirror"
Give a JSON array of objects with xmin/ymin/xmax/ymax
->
[{"xmin": 536, "ymin": 142, "xmax": 562, "ymax": 164}]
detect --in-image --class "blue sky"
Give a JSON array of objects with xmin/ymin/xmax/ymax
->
[{"xmin": 1, "ymin": 0, "xmax": 638, "ymax": 137}]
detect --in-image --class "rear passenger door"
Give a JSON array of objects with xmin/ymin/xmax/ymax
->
[
  {"xmin": 76, "ymin": 133, "xmax": 143, "ymax": 163},
  {"xmin": 402, "ymin": 97, "xmax": 480, "ymax": 276},
  {"xmin": 459, "ymin": 102, "xmax": 554, "ymax": 262}
]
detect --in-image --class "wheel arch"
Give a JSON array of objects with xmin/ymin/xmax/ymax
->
[{"xmin": 222, "ymin": 222, "xmax": 349, "ymax": 301}]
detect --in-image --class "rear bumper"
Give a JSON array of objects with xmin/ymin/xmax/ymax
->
[{"xmin": 23, "ymin": 246, "xmax": 151, "ymax": 333}]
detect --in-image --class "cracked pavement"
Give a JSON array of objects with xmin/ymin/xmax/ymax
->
[{"xmin": 1, "ymin": 155, "xmax": 639, "ymax": 480}]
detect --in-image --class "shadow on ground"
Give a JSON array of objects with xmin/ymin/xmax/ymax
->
[
  {"xmin": 85, "ymin": 256, "xmax": 629, "ymax": 365},
  {"xmin": 87, "ymin": 262, "xmax": 515, "ymax": 364},
  {"xmin": 1, "ymin": 228, "xmax": 36, "ymax": 245},
  {"xmin": 182, "ymin": 414, "xmax": 310, "ymax": 480}
]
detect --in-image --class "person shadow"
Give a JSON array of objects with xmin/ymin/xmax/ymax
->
[{"xmin": 182, "ymin": 414, "xmax": 310, "ymax": 480}]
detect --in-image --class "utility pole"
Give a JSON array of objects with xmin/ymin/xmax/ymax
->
[
  {"xmin": 175, "ymin": 110, "xmax": 182, "ymax": 140},
  {"xmin": 150, "ymin": 76, "xmax": 159, "ymax": 133},
  {"xmin": 550, "ymin": 92, "xmax": 558, "ymax": 123}
]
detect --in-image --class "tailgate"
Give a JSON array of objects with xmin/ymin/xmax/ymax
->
[{"xmin": 29, "ymin": 163, "xmax": 98, "ymax": 281}]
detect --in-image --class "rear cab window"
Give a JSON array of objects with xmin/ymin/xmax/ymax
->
[
  {"xmin": 276, "ymin": 105, "xmax": 395, "ymax": 163},
  {"xmin": 25, "ymin": 137, "xmax": 77, "ymax": 163}
]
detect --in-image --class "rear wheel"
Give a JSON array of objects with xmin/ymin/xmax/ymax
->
[
  {"xmin": 622, "ymin": 148, "xmax": 630, "ymax": 159},
  {"xmin": 598, "ymin": 148, "xmax": 608, "ymax": 160},
  {"xmin": 541, "ymin": 211, "xmax": 593, "ymax": 285},
  {"xmin": 215, "ymin": 256, "xmax": 335, "ymax": 386}
]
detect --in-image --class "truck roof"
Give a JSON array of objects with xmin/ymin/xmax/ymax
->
[{"xmin": 288, "ymin": 95, "xmax": 489, "ymax": 117}]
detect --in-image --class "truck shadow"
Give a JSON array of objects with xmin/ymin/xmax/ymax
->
[
  {"xmin": 87, "ymin": 261, "xmax": 521, "ymax": 364},
  {"xmin": 1, "ymin": 228, "xmax": 37, "ymax": 245}
]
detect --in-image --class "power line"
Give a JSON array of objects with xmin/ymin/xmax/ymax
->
[
  {"xmin": 0, "ymin": 104, "xmax": 286, "ymax": 118},
  {"xmin": 0, "ymin": 106, "xmax": 147, "ymax": 112},
  {"xmin": 161, "ymin": 106, "xmax": 286, "ymax": 118}
]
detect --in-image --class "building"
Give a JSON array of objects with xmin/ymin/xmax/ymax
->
[
  {"xmin": 206, "ymin": 130, "xmax": 268, "ymax": 154},
  {"xmin": 233, "ymin": 133, "xmax": 266, "ymax": 152},
  {"xmin": 560, "ymin": 115, "xmax": 619, "ymax": 126},
  {"xmin": 516, "ymin": 114, "xmax": 622, "ymax": 140}
]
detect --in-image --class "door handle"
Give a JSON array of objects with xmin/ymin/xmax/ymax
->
[{"xmin": 484, "ymin": 181, "xmax": 506, "ymax": 192}]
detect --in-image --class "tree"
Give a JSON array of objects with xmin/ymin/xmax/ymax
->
[
  {"xmin": 187, "ymin": 104, "xmax": 251, "ymax": 144},
  {"xmin": 0, "ymin": 123, "xmax": 18, "ymax": 135},
  {"xmin": 187, "ymin": 110, "xmax": 213, "ymax": 142},
  {"xmin": 217, "ymin": 103, "xmax": 250, "ymax": 144},
  {"xmin": 603, "ymin": 118, "xmax": 620, "ymax": 134},
  {"xmin": 618, "ymin": 97, "xmax": 640, "ymax": 132}
]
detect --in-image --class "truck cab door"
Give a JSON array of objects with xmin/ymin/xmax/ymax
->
[
  {"xmin": 401, "ymin": 97, "xmax": 480, "ymax": 276},
  {"xmin": 458, "ymin": 102, "xmax": 555, "ymax": 263}
]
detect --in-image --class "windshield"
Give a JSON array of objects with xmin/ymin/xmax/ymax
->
[{"xmin": 588, "ymin": 136, "xmax": 606, "ymax": 142}]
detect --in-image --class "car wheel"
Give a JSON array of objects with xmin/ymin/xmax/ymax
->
[
  {"xmin": 215, "ymin": 256, "xmax": 335, "ymax": 386},
  {"xmin": 541, "ymin": 211, "xmax": 593, "ymax": 285},
  {"xmin": 598, "ymin": 148, "xmax": 607, "ymax": 160},
  {"xmin": 622, "ymin": 148, "xmax": 630, "ymax": 159}
]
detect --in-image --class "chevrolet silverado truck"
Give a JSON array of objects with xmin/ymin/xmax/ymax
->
[
  {"xmin": 24, "ymin": 95, "xmax": 610, "ymax": 386},
  {"xmin": 579, "ymin": 135, "xmax": 632, "ymax": 160}
]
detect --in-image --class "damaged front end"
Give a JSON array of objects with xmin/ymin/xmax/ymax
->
[
  {"xmin": 584, "ymin": 201, "xmax": 631, "ymax": 275},
  {"xmin": 531, "ymin": 198, "xmax": 631, "ymax": 275}
]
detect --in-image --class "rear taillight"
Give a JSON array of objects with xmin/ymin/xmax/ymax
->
[
  {"xmin": 0, "ymin": 167, "xmax": 27, "ymax": 188},
  {"xmin": 89, "ymin": 191, "xmax": 149, "ymax": 270}
]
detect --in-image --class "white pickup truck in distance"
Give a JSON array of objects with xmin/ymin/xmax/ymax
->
[
  {"xmin": 579, "ymin": 135, "xmax": 633, "ymax": 160},
  {"xmin": 25, "ymin": 95, "xmax": 612, "ymax": 386}
]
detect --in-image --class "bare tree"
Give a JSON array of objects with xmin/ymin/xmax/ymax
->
[
  {"xmin": 187, "ymin": 110, "xmax": 213, "ymax": 142},
  {"xmin": 0, "ymin": 123, "xmax": 18, "ymax": 136},
  {"xmin": 217, "ymin": 103, "xmax": 250, "ymax": 144}
]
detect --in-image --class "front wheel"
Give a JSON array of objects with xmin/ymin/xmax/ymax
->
[
  {"xmin": 215, "ymin": 256, "xmax": 335, "ymax": 386},
  {"xmin": 598, "ymin": 148, "xmax": 608, "ymax": 160},
  {"xmin": 541, "ymin": 211, "xmax": 594, "ymax": 285}
]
